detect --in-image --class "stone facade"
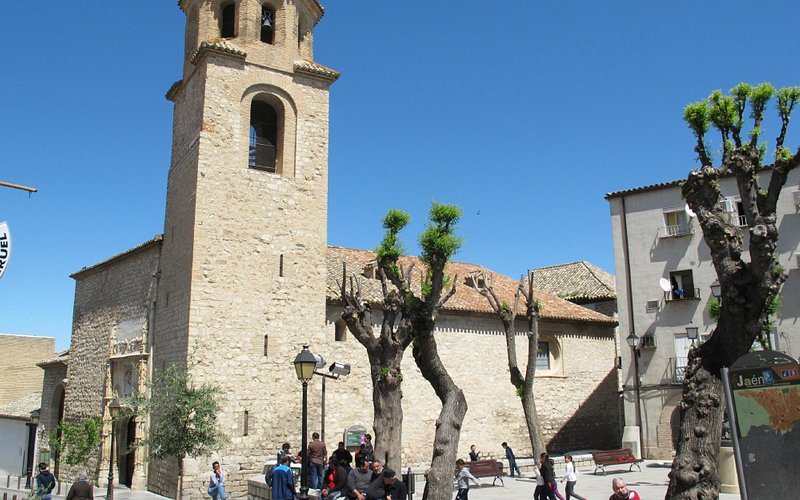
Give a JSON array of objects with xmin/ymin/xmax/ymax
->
[{"xmin": 36, "ymin": 1, "xmax": 623, "ymax": 498}]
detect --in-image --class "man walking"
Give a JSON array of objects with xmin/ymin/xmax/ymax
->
[
  {"xmin": 308, "ymin": 431, "xmax": 327, "ymax": 490},
  {"xmin": 501, "ymin": 442, "xmax": 521, "ymax": 477},
  {"xmin": 35, "ymin": 463, "xmax": 56, "ymax": 500}
]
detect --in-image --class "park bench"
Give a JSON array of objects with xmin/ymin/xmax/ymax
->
[
  {"xmin": 591, "ymin": 449, "xmax": 643, "ymax": 475},
  {"xmin": 463, "ymin": 459, "xmax": 507, "ymax": 486}
]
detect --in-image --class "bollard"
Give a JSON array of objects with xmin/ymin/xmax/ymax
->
[{"xmin": 401, "ymin": 467, "xmax": 415, "ymax": 499}]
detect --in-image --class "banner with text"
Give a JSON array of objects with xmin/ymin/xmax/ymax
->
[{"xmin": 0, "ymin": 222, "xmax": 10, "ymax": 280}]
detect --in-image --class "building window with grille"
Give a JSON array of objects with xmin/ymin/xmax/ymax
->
[
  {"xmin": 249, "ymin": 100, "xmax": 278, "ymax": 172},
  {"xmin": 661, "ymin": 209, "xmax": 692, "ymax": 237},
  {"xmin": 667, "ymin": 270, "xmax": 698, "ymax": 301},
  {"xmin": 261, "ymin": 5, "xmax": 275, "ymax": 44},
  {"xmin": 536, "ymin": 341, "xmax": 550, "ymax": 370},
  {"xmin": 221, "ymin": 3, "xmax": 236, "ymax": 38}
]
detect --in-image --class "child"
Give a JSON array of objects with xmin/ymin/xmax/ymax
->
[
  {"xmin": 454, "ymin": 459, "xmax": 481, "ymax": 500},
  {"xmin": 561, "ymin": 454, "xmax": 586, "ymax": 500}
]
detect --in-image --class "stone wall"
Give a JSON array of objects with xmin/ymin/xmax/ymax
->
[
  {"xmin": 60, "ymin": 241, "xmax": 161, "ymax": 484},
  {"xmin": 0, "ymin": 334, "xmax": 54, "ymax": 406},
  {"xmin": 36, "ymin": 360, "xmax": 67, "ymax": 474}
]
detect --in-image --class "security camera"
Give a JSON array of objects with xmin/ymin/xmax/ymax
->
[
  {"xmin": 329, "ymin": 362, "xmax": 351, "ymax": 377},
  {"xmin": 314, "ymin": 354, "xmax": 327, "ymax": 370}
]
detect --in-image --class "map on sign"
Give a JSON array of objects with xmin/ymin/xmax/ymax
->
[
  {"xmin": 728, "ymin": 352, "xmax": 800, "ymax": 498},
  {"xmin": 734, "ymin": 385, "xmax": 800, "ymax": 437}
]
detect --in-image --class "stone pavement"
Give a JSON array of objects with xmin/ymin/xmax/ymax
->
[{"xmin": 421, "ymin": 460, "xmax": 741, "ymax": 499}]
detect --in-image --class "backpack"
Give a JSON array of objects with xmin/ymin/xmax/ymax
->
[{"xmin": 265, "ymin": 465, "xmax": 275, "ymax": 487}]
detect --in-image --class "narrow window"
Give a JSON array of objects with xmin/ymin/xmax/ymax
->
[
  {"xmin": 261, "ymin": 5, "xmax": 275, "ymax": 44},
  {"xmin": 221, "ymin": 4, "xmax": 236, "ymax": 38},
  {"xmin": 279, "ymin": 254, "xmax": 284, "ymax": 277},
  {"xmin": 264, "ymin": 335, "xmax": 269, "ymax": 356},
  {"xmin": 536, "ymin": 341, "xmax": 550, "ymax": 370},
  {"xmin": 243, "ymin": 410, "xmax": 249, "ymax": 436},
  {"xmin": 735, "ymin": 201, "xmax": 747, "ymax": 226},
  {"xmin": 249, "ymin": 101, "xmax": 278, "ymax": 172},
  {"xmin": 335, "ymin": 320, "xmax": 347, "ymax": 342}
]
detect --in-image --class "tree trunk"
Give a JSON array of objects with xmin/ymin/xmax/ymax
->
[
  {"xmin": 521, "ymin": 330, "xmax": 545, "ymax": 455},
  {"xmin": 177, "ymin": 456, "xmax": 183, "ymax": 500},
  {"xmin": 413, "ymin": 328, "xmax": 467, "ymax": 500},
  {"xmin": 367, "ymin": 346, "xmax": 405, "ymax": 469},
  {"xmin": 667, "ymin": 298, "xmax": 768, "ymax": 498}
]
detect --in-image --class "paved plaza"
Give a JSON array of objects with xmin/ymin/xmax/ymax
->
[{"xmin": 2, "ymin": 460, "xmax": 742, "ymax": 499}]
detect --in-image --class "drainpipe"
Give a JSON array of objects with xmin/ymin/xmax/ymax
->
[{"xmin": 620, "ymin": 195, "xmax": 646, "ymax": 459}]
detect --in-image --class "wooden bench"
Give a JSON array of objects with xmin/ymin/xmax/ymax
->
[
  {"xmin": 591, "ymin": 449, "xmax": 643, "ymax": 475},
  {"xmin": 463, "ymin": 459, "xmax": 507, "ymax": 486}
]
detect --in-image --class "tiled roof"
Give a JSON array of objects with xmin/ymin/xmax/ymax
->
[
  {"xmin": 294, "ymin": 60, "xmax": 340, "ymax": 83},
  {"xmin": 326, "ymin": 246, "xmax": 616, "ymax": 325},
  {"xmin": 0, "ymin": 392, "xmax": 40, "ymax": 420},
  {"xmin": 38, "ymin": 349, "xmax": 70, "ymax": 368},
  {"xmin": 531, "ymin": 261, "xmax": 616, "ymax": 302}
]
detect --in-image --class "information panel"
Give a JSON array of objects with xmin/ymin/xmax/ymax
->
[{"xmin": 728, "ymin": 350, "xmax": 800, "ymax": 499}]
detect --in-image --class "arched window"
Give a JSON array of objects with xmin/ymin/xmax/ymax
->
[
  {"xmin": 249, "ymin": 100, "xmax": 278, "ymax": 172},
  {"xmin": 261, "ymin": 5, "xmax": 275, "ymax": 44},
  {"xmin": 221, "ymin": 3, "xmax": 236, "ymax": 38}
]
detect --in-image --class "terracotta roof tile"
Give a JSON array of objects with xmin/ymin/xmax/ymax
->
[
  {"xmin": 531, "ymin": 261, "xmax": 616, "ymax": 302},
  {"xmin": 326, "ymin": 246, "xmax": 616, "ymax": 325}
]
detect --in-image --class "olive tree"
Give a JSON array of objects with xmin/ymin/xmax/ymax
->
[{"xmin": 666, "ymin": 83, "xmax": 799, "ymax": 499}]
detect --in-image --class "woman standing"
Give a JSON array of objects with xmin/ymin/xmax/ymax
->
[
  {"xmin": 561, "ymin": 455, "xmax": 586, "ymax": 500},
  {"xmin": 208, "ymin": 461, "xmax": 228, "ymax": 499}
]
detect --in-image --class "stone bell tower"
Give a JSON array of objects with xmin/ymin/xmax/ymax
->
[{"xmin": 151, "ymin": 0, "xmax": 338, "ymax": 496}]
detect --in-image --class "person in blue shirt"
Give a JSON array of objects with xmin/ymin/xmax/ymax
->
[{"xmin": 271, "ymin": 455, "xmax": 296, "ymax": 500}]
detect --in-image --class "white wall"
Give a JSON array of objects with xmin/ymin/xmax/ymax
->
[{"xmin": 0, "ymin": 418, "xmax": 30, "ymax": 477}]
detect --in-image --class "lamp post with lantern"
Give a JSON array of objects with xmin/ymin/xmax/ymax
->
[
  {"xmin": 106, "ymin": 399, "xmax": 122, "ymax": 500},
  {"xmin": 25, "ymin": 409, "xmax": 40, "ymax": 489},
  {"xmin": 293, "ymin": 345, "xmax": 317, "ymax": 500},
  {"xmin": 625, "ymin": 331, "xmax": 645, "ymax": 459}
]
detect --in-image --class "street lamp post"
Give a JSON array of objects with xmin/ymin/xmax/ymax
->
[
  {"xmin": 25, "ymin": 409, "xmax": 40, "ymax": 489},
  {"xmin": 686, "ymin": 325, "xmax": 700, "ymax": 344},
  {"xmin": 106, "ymin": 399, "xmax": 122, "ymax": 500},
  {"xmin": 625, "ymin": 331, "xmax": 645, "ymax": 459},
  {"xmin": 294, "ymin": 345, "xmax": 317, "ymax": 500}
]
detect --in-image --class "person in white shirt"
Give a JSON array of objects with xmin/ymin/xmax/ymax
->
[
  {"xmin": 454, "ymin": 459, "xmax": 481, "ymax": 500},
  {"xmin": 561, "ymin": 454, "xmax": 586, "ymax": 500}
]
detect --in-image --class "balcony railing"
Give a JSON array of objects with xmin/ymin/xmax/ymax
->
[
  {"xmin": 659, "ymin": 223, "xmax": 694, "ymax": 238},
  {"xmin": 672, "ymin": 357, "xmax": 689, "ymax": 383},
  {"xmin": 664, "ymin": 288, "xmax": 701, "ymax": 302}
]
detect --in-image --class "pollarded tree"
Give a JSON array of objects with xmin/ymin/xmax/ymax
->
[
  {"xmin": 340, "ymin": 202, "xmax": 466, "ymax": 500},
  {"xmin": 666, "ymin": 83, "xmax": 799, "ymax": 499},
  {"xmin": 468, "ymin": 270, "xmax": 546, "ymax": 456}
]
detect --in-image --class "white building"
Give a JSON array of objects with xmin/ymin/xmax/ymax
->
[{"xmin": 606, "ymin": 167, "xmax": 800, "ymax": 459}]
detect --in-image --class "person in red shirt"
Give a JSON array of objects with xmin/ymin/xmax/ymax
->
[{"xmin": 609, "ymin": 477, "xmax": 641, "ymax": 500}]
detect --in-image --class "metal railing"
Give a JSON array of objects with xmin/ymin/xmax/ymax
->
[
  {"xmin": 664, "ymin": 288, "xmax": 701, "ymax": 302},
  {"xmin": 659, "ymin": 223, "xmax": 694, "ymax": 238},
  {"xmin": 672, "ymin": 357, "xmax": 689, "ymax": 383}
]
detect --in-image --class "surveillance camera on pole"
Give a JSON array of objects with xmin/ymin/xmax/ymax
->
[{"xmin": 329, "ymin": 362, "xmax": 351, "ymax": 377}]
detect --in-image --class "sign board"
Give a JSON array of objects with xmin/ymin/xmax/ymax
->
[
  {"xmin": 344, "ymin": 424, "xmax": 367, "ymax": 449},
  {"xmin": 727, "ymin": 350, "xmax": 800, "ymax": 499},
  {"xmin": 0, "ymin": 222, "xmax": 10, "ymax": 280}
]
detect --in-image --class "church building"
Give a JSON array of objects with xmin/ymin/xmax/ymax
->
[{"xmin": 36, "ymin": 1, "xmax": 621, "ymax": 497}]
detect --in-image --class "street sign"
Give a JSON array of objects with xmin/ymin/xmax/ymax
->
[{"xmin": 0, "ymin": 222, "xmax": 10, "ymax": 281}]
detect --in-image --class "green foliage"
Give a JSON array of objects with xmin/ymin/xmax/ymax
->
[
  {"xmin": 376, "ymin": 209, "xmax": 411, "ymax": 278},
  {"xmin": 708, "ymin": 90, "xmax": 738, "ymax": 140},
  {"xmin": 129, "ymin": 363, "xmax": 226, "ymax": 462},
  {"xmin": 419, "ymin": 202, "xmax": 463, "ymax": 266},
  {"xmin": 753, "ymin": 297, "xmax": 781, "ymax": 351},
  {"xmin": 749, "ymin": 82, "xmax": 776, "ymax": 120},
  {"xmin": 49, "ymin": 416, "xmax": 102, "ymax": 467},
  {"xmin": 515, "ymin": 384, "xmax": 524, "ymax": 399},
  {"xmin": 776, "ymin": 86, "xmax": 800, "ymax": 120},
  {"xmin": 707, "ymin": 297, "xmax": 721, "ymax": 321},
  {"xmin": 683, "ymin": 101, "xmax": 709, "ymax": 137}
]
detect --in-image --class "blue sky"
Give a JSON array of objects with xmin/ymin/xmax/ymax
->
[{"xmin": 2, "ymin": 1, "xmax": 798, "ymax": 350}]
